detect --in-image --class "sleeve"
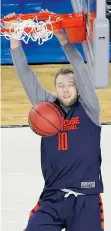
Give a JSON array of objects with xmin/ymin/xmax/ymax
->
[
  {"xmin": 10, "ymin": 45, "xmax": 55, "ymax": 105},
  {"xmin": 62, "ymin": 42, "xmax": 101, "ymax": 127}
]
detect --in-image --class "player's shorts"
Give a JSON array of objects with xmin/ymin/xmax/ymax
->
[{"xmin": 25, "ymin": 190, "xmax": 104, "ymax": 231}]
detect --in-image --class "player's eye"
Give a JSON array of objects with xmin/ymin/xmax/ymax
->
[{"xmin": 69, "ymin": 83, "xmax": 74, "ymax": 86}]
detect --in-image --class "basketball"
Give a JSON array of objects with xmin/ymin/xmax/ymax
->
[{"xmin": 28, "ymin": 102, "xmax": 64, "ymax": 136}]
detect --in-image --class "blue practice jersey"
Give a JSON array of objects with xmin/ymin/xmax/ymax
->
[
  {"xmin": 41, "ymin": 99, "xmax": 103, "ymax": 194},
  {"xmin": 11, "ymin": 41, "xmax": 103, "ymax": 195}
]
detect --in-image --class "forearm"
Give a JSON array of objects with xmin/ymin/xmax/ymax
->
[
  {"xmin": 62, "ymin": 42, "xmax": 93, "ymax": 90},
  {"xmin": 54, "ymin": 30, "xmax": 68, "ymax": 46},
  {"xmin": 10, "ymin": 38, "xmax": 21, "ymax": 50},
  {"xmin": 10, "ymin": 45, "xmax": 54, "ymax": 105},
  {"xmin": 11, "ymin": 44, "xmax": 32, "ymax": 77},
  {"xmin": 62, "ymin": 42, "xmax": 100, "ymax": 126}
]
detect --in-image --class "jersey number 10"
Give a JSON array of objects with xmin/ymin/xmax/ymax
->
[{"xmin": 58, "ymin": 132, "xmax": 68, "ymax": 151}]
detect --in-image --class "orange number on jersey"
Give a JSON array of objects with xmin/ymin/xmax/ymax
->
[{"xmin": 58, "ymin": 132, "xmax": 68, "ymax": 151}]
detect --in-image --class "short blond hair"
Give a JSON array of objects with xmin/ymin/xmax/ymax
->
[{"xmin": 54, "ymin": 68, "xmax": 74, "ymax": 85}]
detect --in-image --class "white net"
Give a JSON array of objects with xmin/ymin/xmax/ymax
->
[{"xmin": 0, "ymin": 16, "xmax": 53, "ymax": 45}]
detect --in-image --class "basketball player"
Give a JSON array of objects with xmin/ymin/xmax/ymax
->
[{"xmin": 6, "ymin": 12, "xmax": 104, "ymax": 231}]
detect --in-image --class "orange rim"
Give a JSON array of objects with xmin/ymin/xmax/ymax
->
[
  {"xmin": 0, "ymin": 12, "xmax": 85, "ymax": 30},
  {"xmin": 0, "ymin": 12, "xmax": 87, "ymax": 43}
]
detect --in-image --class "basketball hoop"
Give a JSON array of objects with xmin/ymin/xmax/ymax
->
[
  {"xmin": 0, "ymin": 12, "xmax": 86, "ymax": 44},
  {"xmin": 0, "ymin": 16, "xmax": 54, "ymax": 45}
]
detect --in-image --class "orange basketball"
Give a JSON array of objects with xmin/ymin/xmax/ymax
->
[{"xmin": 28, "ymin": 102, "xmax": 64, "ymax": 136}]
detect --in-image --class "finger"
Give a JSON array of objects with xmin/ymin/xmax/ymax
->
[
  {"xmin": 5, "ymin": 14, "xmax": 10, "ymax": 18},
  {"xmin": 41, "ymin": 9, "xmax": 50, "ymax": 13},
  {"xmin": 5, "ymin": 13, "xmax": 15, "ymax": 19},
  {"xmin": 46, "ymin": 9, "xmax": 52, "ymax": 13},
  {"xmin": 7, "ymin": 13, "xmax": 13, "ymax": 18},
  {"xmin": 40, "ymin": 9, "xmax": 45, "ymax": 12},
  {"xmin": 12, "ymin": 13, "xmax": 16, "ymax": 17}
]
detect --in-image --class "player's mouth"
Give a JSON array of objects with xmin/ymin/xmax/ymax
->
[{"xmin": 63, "ymin": 95, "xmax": 71, "ymax": 99}]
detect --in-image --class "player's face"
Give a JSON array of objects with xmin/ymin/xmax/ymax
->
[{"xmin": 55, "ymin": 73, "xmax": 78, "ymax": 107}]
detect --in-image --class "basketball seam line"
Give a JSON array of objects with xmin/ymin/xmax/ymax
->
[
  {"xmin": 28, "ymin": 116, "xmax": 55, "ymax": 135},
  {"xmin": 28, "ymin": 117, "xmax": 46, "ymax": 136},
  {"xmin": 29, "ymin": 112, "xmax": 59, "ymax": 135},
  {"xmin": 28, "ymin": 115, "xmax": 56, "ymax": 135},
  {"xmin": 45, "ymin": 102, "xmax": 63, "ymax": 122},
  {"xmin": 33, "ymin": 107, "xmax": 60, "ymax": 132}
]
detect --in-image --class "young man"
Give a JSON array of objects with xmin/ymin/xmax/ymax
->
[{"xmin": 7, "ymin": 13, "xmax": 104, "ymax": 231}]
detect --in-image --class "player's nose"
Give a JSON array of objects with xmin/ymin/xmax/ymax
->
[{"xmin": 63, "ymin": 85, "xmax": 69, "ymax": 92}]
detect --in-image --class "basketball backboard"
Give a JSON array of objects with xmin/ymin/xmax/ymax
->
[{"xmin": 71, "ymin": 0, "xmax": 109, "ymax": 88}]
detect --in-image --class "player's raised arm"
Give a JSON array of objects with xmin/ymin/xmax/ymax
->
[
  {"xmin": 11, "ymin": 44, "xmax": 55, "ymax": 105},
  {"xmin": 55, "ymin": 30, "xmax": 100, "ymax": 127},
  {"xmin": 6, "ymin": 13, "xmax": 55, "ymax": 105}
]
